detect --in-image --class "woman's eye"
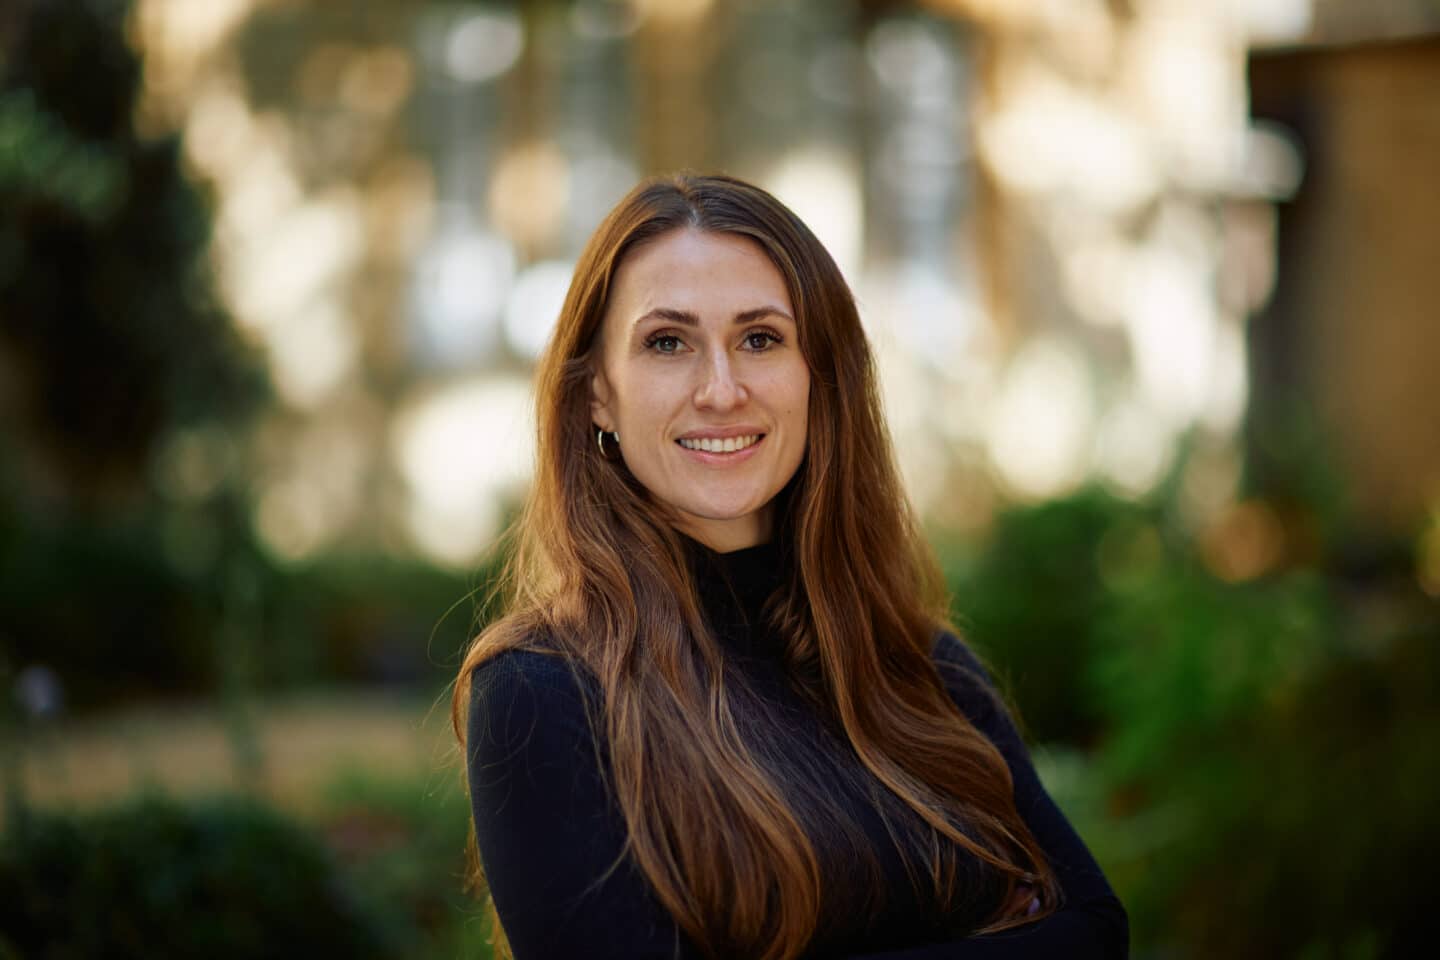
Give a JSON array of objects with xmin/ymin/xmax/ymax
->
[
  {"xmin": 645, "ymin": 334, "xmax": 683, "ymax": 354},
  {"xmin": 743, "ymin": 330, "xmax": 780, "ymax": 351}
]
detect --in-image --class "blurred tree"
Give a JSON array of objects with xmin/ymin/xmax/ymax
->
[
  {"xmin": 0, "ymin": 0, "xmax": 272, "ymax": 712},
  {"xmin": 0, "ymin": 0, "xmax": 266, "ymax": 511}
]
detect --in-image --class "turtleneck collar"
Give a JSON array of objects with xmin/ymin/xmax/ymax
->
[{"xmin": 679, "ymin": 532, "xmax": 788, "ymax": 659}]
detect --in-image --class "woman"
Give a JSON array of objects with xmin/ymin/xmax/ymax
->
[{"xmin": 452, "ymin": 174, "xmax": 1127, "ymax": 959}]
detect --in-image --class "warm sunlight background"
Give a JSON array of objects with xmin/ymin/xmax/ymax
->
[{"xmin": 3, "ymin": 1, "xmax": 1438, "ymax": 957}]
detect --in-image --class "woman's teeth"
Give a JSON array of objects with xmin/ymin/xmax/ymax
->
[{"xmin": 678, "ymin": 434, "xmax": 761, "ymax": 453}]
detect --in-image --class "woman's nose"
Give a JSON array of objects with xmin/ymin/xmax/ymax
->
[{"xmin": 693, "ymin": 352, "xmax": 748, "ymax": 410}]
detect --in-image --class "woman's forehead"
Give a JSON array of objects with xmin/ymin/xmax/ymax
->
[{"xmin": 605, "ymin": 229, "xmax": 793, "ymax": 323}]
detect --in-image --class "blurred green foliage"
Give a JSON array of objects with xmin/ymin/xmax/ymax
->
[
  {"xmin": 0, "ymin": 772, "xmax": 494, "ymax": 960},
  {"xmin": 951, "ymin": 486, "xmax": 1439, "ymax": 958},
  {"xmin": 0, "ymin": 0, "xmax": 266, "ymax": 501},
  {"xmin": 315, "ymin": 768, "xmax": 496, "ymax": 960},
  {"xmin": 0, "ymin": 481, "xmax": 484, "ymax": 707},
  {"xmin": 0, "ymin": 0, "xmax": 257, "ymax": 709},
  {"xmin": 0, "ymin": 89, "xmax": 127, "ymax": 224},
  {"xmin": 0, "ymin": 0, "xmax": 479, "ymax": 697},
  {"xmin": 0, "ymin": 793, "xmax": 397, "ymax": 959},
  {"xmin": 0, "ymin": 0, "xmax": 497, "ymax": 715},
  {"xmin": 943, "ymin": 488, "xmax": 1156, "ymax": 745}
]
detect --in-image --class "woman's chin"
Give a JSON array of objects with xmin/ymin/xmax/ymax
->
[{"xmin": 672, "ymin": 505, "xmax": 773, "ymax": 547}]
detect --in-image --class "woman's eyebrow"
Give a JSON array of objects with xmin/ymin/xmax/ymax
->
[{"xmin": 633, "ymin": 305, "xmax": 794, "ymax": 328}]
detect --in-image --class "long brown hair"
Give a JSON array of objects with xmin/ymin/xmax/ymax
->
[{"xmin": 452, "ymin": 173, "xmax": 1058, "ymax": 959}]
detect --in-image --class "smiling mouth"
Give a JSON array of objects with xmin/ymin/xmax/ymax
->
[{"xmin": 676, "ymin": 434, "xmax": 764, "ymax": 454}]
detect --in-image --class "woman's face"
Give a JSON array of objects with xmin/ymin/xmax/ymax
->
[{"xmin": 591, "ymin": 228, "xmax": 811, "ymax": 553}]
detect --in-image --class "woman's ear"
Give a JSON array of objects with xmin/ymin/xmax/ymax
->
[{"xmin": 590, "ymin": 365, "xmax": 615, "ymax": 433}]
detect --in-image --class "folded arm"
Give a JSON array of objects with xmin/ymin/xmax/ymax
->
[
  {"xmin": 466, "ymin": 649, "xmax": 703, "ymax": 960},
  {"xmin": 836, "ymin": 634, "xmax": 1129, "ymax": 959},
  {"xmin": 466, "ymin": 638, "xmax": 1127, "ymax": 960}
]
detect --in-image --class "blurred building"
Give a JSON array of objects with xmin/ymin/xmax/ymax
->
[
  {"xmin": 127, "ymin": 0, "xmax": 1434, "ymax": 569},
  {"xmin": 1248, "ymin": 6, "xmax": 1440, "ymax": 536}
]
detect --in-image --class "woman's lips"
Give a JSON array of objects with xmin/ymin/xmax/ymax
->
[
  {"xmin": 675, "ymin": 433, "xmax": 766, "ymax": 464},
  {"xmin": 677, "ymin": 433, "xmax": 762, "ymax": 453}
]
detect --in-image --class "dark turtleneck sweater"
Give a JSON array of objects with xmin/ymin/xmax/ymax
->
[{"xmin": 465, "ymin": 537, "xmax": 1128, "ymax": 958}]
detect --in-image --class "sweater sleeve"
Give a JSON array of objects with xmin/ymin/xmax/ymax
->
[
  {"xmin": 466, "ymin": 649, "xmax": 703, "ymax": 960},
  {"xmin": 836, "ymin": 633, "xmax": 1128, "ymax": 959},
  {"xmin": 466, "ymin": 639, "xmax": 1128, "ymax": 960}
]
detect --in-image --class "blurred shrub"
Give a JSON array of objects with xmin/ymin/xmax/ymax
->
[
  {"xmin": 945, "ymin": 487, "xmax": 1164, "ymax": 745},
  {"xmin": 1091, "ymin": 565, "xmax": 1337, "ymax": 784},
  {"xmin": 263, "ymin": 553, "xmax": 491, "ymax": 692},
  {"xmin": 0, "ymin": 491, "xmax": 482, "ymax": 709},
  {"xmin": 0, "ymin": 496, "xmax": 236, "ymax": 707},
  {"xmin": 1090, "ymin": 574, "xmax": 1438, "ymax": 957},
  {"xmin": 0, "ymin": 793, "xmax": 398, "ymax": 959},
  {"xmin": 315, "ymin": 768, "xmax": 495, "ymax": 960},
  {"xmin": 946, "ymin": 486, "xmax": 1440, "ymax": 958}
]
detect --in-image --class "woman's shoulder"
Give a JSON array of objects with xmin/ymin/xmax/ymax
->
[
  {"xmin": 469, "ymin": 619, "xmax": 591, "ymax": 685},
  {"xmin": 929, "ymin": 628, "xmax": 1008, "ymax": 724},
  {"xmin": 467, "ymin": 635, "xmax": 603, "ymax": 742},
  {"xmin": 471, "ymin": 641, "xmax": 576, "ymax": 689},
  {"xmin": 929, "ymin": 628, "xmax": 989, "ymax": 680}
]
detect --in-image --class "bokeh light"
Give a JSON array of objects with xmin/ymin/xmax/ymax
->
[
  {"xmin": 9, "ymin": 3, "xmax": 1439, "ymax": 955},
  {"xmin": 391, "ymin": 378, "xmax": 534, "ymax": 567}
]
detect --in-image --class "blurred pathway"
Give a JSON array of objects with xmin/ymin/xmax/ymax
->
[{"xmin": 7, "ymin": 691, "xmax": 455, "ymax": 821}]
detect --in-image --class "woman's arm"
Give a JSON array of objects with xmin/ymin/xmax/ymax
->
[
  {"xmin": 465, "ymin": 649, "xmax": 702, "ymax": 960},
  {"xmin": 834, "ymin": 634, "xmax": 1128, "ymax": 959},
  {"xmin": 466, "ymin": 639, "xmax": 1127, "ymax": 960}
]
